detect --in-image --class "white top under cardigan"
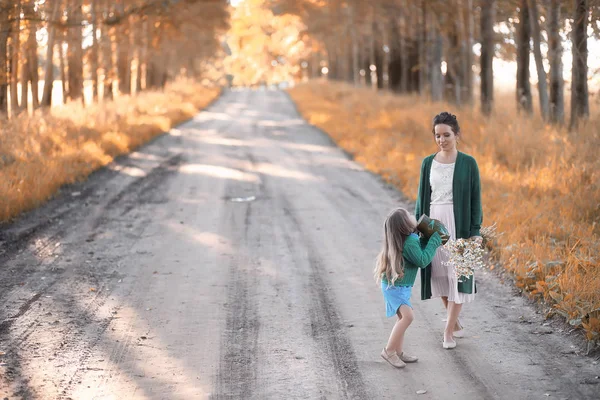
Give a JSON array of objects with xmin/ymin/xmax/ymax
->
[{"xmin": 429, "ymin": 159, "xmax": 455, "ymax": 205}]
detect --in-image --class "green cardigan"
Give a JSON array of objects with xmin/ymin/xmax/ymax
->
[
  {"xmin": 382, "ymin": 232, "xmax": 442, "ymax": 287},
  {"xmin": 415, "ymin": 151, "xmax": 483, "ymax": 300}
]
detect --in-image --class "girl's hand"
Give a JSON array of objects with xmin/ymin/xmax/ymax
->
[{"xmin": 439, "ymin": 233, "xmax": 450, "ymax": 244}]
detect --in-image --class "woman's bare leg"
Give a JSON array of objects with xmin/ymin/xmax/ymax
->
[
  {"xmin": 441, "ymin": 296, "xmax": 462, "ymax": 331},
  {"xmin": 445, "ymin": 301, "xmax": 463, "ymax": 342}
]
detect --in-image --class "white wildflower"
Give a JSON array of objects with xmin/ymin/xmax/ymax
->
[{"xmin": 443, "ymin": 238, "xmax": 486, "ymax": 282}]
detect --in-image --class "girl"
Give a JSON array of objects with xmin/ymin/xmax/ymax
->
[
  {"xmin": 416, "ymin": 111, "xmax": 483, "ymax": 349},
  {"xmin": 374, "ymin": 207, "xmax": 444, "ymax": 368}
]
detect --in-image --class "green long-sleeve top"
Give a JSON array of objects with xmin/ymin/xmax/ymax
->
[
  {"xmin": 382, "ymin": 232, "xmax": 442, "ymax": 287},
  {"xmin": 415, "ymin": 151, "xmax": 483, "ymax": 298}
]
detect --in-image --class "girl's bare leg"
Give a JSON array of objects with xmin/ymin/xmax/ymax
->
[{"xmin": 385, "ymin": 305, "xmax": 414, "ymax": 355}]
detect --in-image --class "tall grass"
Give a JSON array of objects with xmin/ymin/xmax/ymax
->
[
  {"xmin": 0, "ymin": 79, "xmax": 220, "ymax": 222},
  {"xmin": 288, "ymin": 81, "xmax": 600, "ymax": 344}
]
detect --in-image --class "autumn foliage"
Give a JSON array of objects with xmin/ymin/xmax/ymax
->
[{"xmin": 0, "ymin": 80, "xmax": 220, "ymax": 222}]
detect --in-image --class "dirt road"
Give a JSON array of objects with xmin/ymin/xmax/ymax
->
[{"xmin": 0, "ymin": 89, "xmax": 598, "ymax": 399}]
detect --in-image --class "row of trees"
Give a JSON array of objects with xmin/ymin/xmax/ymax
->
[
  {"xmin": 0, "ymin": 0, "xmax": 229, "ymax": 116},
  {"xmin": 272, "ymin": 0, "xmax": 598, "ymax": 129}
]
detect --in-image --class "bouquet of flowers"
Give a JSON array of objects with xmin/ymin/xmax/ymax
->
[
  {"xmin": 443, "ymin": 224, "xmax": 500, "ymax": 281},
  {"xmin": 443, "ymin": 239, "xmax": 485, "ymax": 282}
]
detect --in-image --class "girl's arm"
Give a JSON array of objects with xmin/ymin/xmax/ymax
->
[{"xmin": 404, "ymin": 232, "xmax": 442, "ymax": 268}]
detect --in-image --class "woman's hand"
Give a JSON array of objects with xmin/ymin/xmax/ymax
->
[{"xmin": 470, "ymin": 236, "xmax": 483, "ymax": 245}]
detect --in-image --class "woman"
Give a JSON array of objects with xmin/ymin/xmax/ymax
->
[{"xmin": 415, "ymin": 111, "xmax": 483, "ymax": 349}]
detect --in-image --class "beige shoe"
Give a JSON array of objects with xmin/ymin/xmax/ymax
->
[
  {"xmin": 381, "ymin": 348, "xmax": 406, "ymax": 368},
  {"xmin": 399, "ymin": 352, "xmax": 418, "ymax": 363}
]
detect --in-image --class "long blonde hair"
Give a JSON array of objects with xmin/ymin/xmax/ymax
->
[{"xmin": 374, "ymin": 208, "xmax": 417, "ymax": 285}]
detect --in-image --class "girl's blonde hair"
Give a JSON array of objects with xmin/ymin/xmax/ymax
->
[{"xmin": 374, "ymin": 208, "xmax": 417, "ymax": 285}]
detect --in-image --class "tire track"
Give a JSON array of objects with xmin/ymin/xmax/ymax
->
[
  {"xmin": 213, "ymin": 153, "xmax": 263, "ymax": 399},
  {"xmin": 281, "ymin": 200, "xmax": 368, "ymax": 400}
]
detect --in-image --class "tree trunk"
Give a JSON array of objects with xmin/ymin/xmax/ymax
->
[
  {"xmin": 527, "ymin": 0, "xmax": 549, "ymax": 120},
  {"xmin": 418, "ymin": 0, "xmax": 428, "ymax": 95},
  {"xmin": 429, "ymin": 11, "xmax": 443, "ymax": 101},
  {"xmin": 328, "ymin": 39, "xmax": 336, "ymax": 81},
  {"xmin": 20, "ymin": 53, "xmax": 29, "ymax": 113},
  {"xmin": 0, "ymin": 5, "xmax": 9, "ymax": 114},
  {"xmin": 10, "ymin": 0, "xmax": 21, "ymax": 114},
  {"xmin": 341, "ymin": 9, "xmax": 352, "ymax": 83},
  {"xmin": 145, "ymin": 17, "xmax": 159, "ymax": 89},
  {"xmin": 41, "ymin": 0, "xmax": 60, "ymax": 107},
  {"xmin": 311, "ymin": 51, "xmax": 320, "ymax": 79},
  {"xmin": 547, "ymin": 0, "xmax": 564, "ymax": 124},
  {"xmin": 136, "ymin": 18, "xmax": 146, "ymax": 93},
  {"xmin": 117, "ymin": 7, "xmax": 131, "ymax": 95},
  {"xmin": 369, "ymin": 19, "xmax": 377, "ymax": 90},
  {"xmin": 480, "ymin": 0, "xmax": 495, "ymax": 115},
  {"xmin": 59, "ymin": 31, "xmax": 68, "ymax": 103},
  {"xmin": 22, "ymin": 2, "xmax": 39, "ymax": 111},
  {"xmin": 338, "ymin": 29, "xmax": 349, "ymax": 82},
  {"xmin": 381, "ymin": 23, "xmax": 390, "ymax": 90},
  {"xmin": 146, "ymin": 51, "xmax": 165, "ymax": 90},
  {"xmin": 457, "ymin": 0, "xmax": 468, "ymax": 104},
  {"xmin": 102, "ymin": 0, "xmax": 114, "ymax": 100},
  {"xmin": 351, "ymin": 37, "xmax": 359, "ymax": 85},
  {"xmin": 67, "ymin": 0, "xmax": 84, "ymax": 102},
  {"xmin": 516, "ymin": 0, "xmax": 532, "ymax": 113},
  {"xmin": 464, "ymin": 0, "xmax": 474, "ymax": 103},
  {"xmin": 398, "ymin": 0, "xmax": 409, "ymax": 92},
  {"xmin": 27, "ymin": 23, "xmax": 39, "ymax": 109},
  {"xmin": 21, "ymin": 8, "xmax": 30, "ymax": 111},
  {"xmin": 407, "ymin": 2, "xmax": 416, "ymax": 92},
  {"xmin": 90, "ymin": 0, "xmax": 99, "ymax": 102},
  {"xmin": 446, "ymin": 8, "xmax": 462, "ymax": 106},
  {"xmin": 570, "ymin": 0, "xmax": 589, "ymax": 129},
  {"xmin": 349, "ymin": 5, "xmax": 359, "ymax": 85},
  {"xmin": 146, "ymin": 61, "xmax": 157, "ymax": 89}
]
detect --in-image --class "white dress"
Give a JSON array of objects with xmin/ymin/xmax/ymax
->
[{"xmin": 429, "ymin": 159, "xmax": 475, "ymax": 304}]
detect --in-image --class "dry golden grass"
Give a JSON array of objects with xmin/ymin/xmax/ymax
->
[
  {"xmin": 288, "ymin": 81, "xmax": 600, "ymax": 343},
  {"xmin": 0, "ymin": 79, "xmax": 220, "ymax": 222}
]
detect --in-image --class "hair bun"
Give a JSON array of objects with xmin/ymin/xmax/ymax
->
[
  {"xmin": 439, "ymin": 111, "xmax": 456, "ymax": 120},
  {"xmin": 432, "ymin": 111, "xmax": 461, "ymax": 134}
]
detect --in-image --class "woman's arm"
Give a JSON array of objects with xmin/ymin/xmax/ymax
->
[
  {"xmin": 470, "ymin": 158, "xmax": 483, "ymax": 238},
  {"xmin": 404, "ymin": 232, "xmax": 442, "ymax": 268}
]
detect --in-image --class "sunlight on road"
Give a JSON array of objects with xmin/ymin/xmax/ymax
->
[
  {"xmin": 179, "ymin": 164, "xmax": 260, "ymax": 183},
  {"xmin": 254, "ymin": 162, "xmax": 320, "ymax": 181},
  {"xmin": 107, "ymin": 164, "xmax": 147, "ymax": 178},
  {"xmin": 197, "ymin": 135, "xmax": 255, "ymax": 147},
  {"xmin": 164, "ymin": 222, "xmax": 233, "ymax": 254},
  {"xmin": 68, "ymin": 302, "xmax": 210, "ymax": 400}
]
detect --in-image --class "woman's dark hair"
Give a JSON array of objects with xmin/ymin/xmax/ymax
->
[{"xmin": 432, "ymin": 112, "xmax": 460, "ymax": 135}]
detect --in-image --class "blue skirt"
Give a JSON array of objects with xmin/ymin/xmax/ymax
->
[{"xmin": 381, "ymin": 281, "xmax": 413, "ymax": 317}]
